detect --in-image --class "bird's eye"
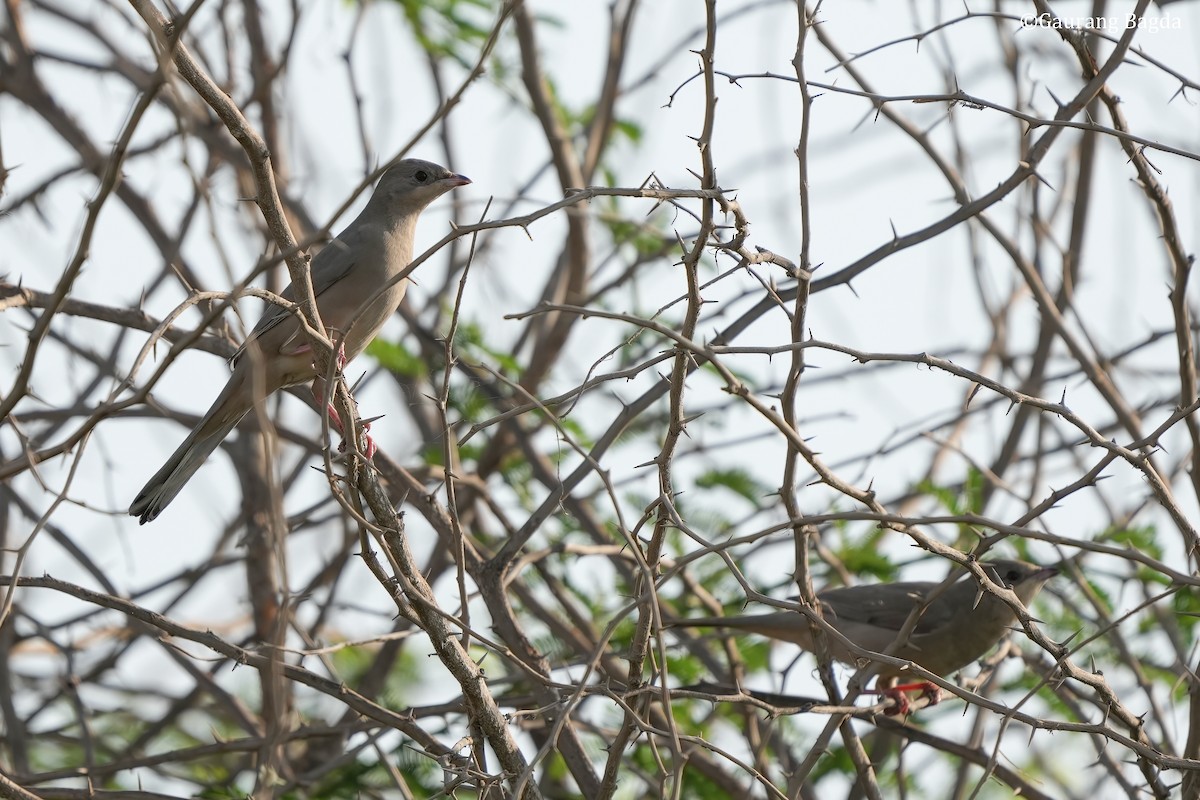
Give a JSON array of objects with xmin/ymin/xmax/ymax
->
[{"xmin": 415, "ymin": 170, "xmax": 429, "ymax": 183}]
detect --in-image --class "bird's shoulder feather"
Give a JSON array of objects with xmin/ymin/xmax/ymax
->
[
  {"xmin": 819, "ymin": 580, "xmax": 963, "ymax": 634},
  {"xmin": 231, "ymin": 230, "xmax": 364, "ymax": 365}
]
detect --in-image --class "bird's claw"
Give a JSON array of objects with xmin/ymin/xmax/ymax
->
[
  {"xmin": 891, "ymin": 680, "xmax": 942, "ymax": 707},
  {"xmin": 881, "ymin": 690, "xmax": 911, "ymax": 717},
  {"xmin": 866, "ymin": 681, "xmax": 941, "ymax": 717},
  {"xmin": 337, "ymin": 417, "xmax": 376, "ymax": 460},
  {"xmin": 298, "ymin": 342, "xmax": 348, "ymax": 373}
]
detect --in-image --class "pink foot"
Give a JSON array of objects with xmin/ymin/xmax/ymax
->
[
  {"xmin": 290, "ymin": 342, "xmax": 347, "ymax": 372},
  {"xmin": 327, "ymin": 403, "xmax": 377, "ymax": 459},
  {"xmin": 337, "ymin": 418, "xmax": 377, "ymax": 459},
  {"xmin": 863, "ymin": 681, "xmax": 941, "ymax": 716},
  {"xmin": 889, "ymin": 680, "xmax": 942, "ymax": 705}
]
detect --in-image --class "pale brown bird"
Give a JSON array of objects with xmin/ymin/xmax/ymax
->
[
  {"xmin": 129, "ymin": 159, "xmax": 470, "ymax": 524},
  {"xmin": 667, "ymin": 559, "xmax": 1056, "ymax": 711}
]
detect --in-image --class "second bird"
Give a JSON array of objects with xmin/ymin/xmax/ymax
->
[{"xmin": 667, "ymin": 559, "xmax": 1056, "ymax": 698}]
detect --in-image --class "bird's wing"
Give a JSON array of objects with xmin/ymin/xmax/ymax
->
[
  {"xmin": 820, "ymin": 580, "xmax": 962, "ymax": 635},
  {"xmin": 232, "ymin": 232, "xmax": 361, "ymax": 365}
]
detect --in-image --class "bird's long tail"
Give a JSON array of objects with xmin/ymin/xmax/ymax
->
[{"xmin": 128, "ymin": 398, "xmax": 247, "ymax": 525}]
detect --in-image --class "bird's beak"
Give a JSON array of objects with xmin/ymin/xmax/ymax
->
[
  {"xmin": 445, "ymin": 173, "xmax": 472, "ymax": 187},
  {"xmin": 1033, "ymin": 564, "xmax": 1061, "ymax": 583}
]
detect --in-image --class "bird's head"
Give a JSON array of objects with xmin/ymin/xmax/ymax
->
[
  {"xmin": 981, "ymin": 558, "xmax": 1058, "ymax": 604},
  {"xmin": 374, "ymin": 158, "xmax": 471, "ymax": 211}
]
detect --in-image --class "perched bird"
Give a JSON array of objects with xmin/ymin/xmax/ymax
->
[
  {"xmin": 666, "ymin": 559, "xmax": 1056, "ymax": 711},
  {"xmin": 129, "ymin": 159, "xmax": 470, "ymax": 524}
]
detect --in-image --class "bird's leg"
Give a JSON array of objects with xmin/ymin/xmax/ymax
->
[
  {"xmin": 862, "ymin": 680, "xmax": 941, "ymax": 716},
  {"xmin": 341, "ymin": 414, "xmax": 377, "ymax": 460},
  {"xmin": 310, "ymin": 376, "xmax": 377, "ymax": 459},
  {"xmin": 284, "ymin": 339, "xmax": 347, "ymax": 367},
  {"xmin": 870, "ymin": 687, "xmax": 911, "ymax": 717},
  {"xmin": 305, "ymin": 341, "xmax": 376, "ymax": 458},
  {"xmin": 890, "ymin": 681, "xmax": 942, "ymax": 707}
]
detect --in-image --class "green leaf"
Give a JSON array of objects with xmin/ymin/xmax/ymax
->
[
  {"xmin": 1100, "ymin": 524, "xmax": 1162, "ymax": 559},
  {"xmin": 453, "ymin": 320, "xmax": 523, "ymax": 374},
  {"xmin": 392, "ymin": 0, "xmax": 496, "ymax": 60},
  {"xmin": 695, "ymin": 467, "xmax": 770, "ymax": 507},
  {"xmin": 612, "ymin": 117, "xmax": 643, "ymax": 144},
  {"xmin": 365, "ymin": 338, "xmax": 426, "ymax": 378}
]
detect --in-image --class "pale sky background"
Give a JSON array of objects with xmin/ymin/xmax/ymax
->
[{"xmin": 3, "ymin": 1, "xmax": 1200, "ymax": 792}]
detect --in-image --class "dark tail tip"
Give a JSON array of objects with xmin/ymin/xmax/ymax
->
[{"xmin": 128, "ymin": 492, "xmax": 161, "ymax": 525}]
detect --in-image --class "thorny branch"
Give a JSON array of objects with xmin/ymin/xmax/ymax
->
[{"xmin": 2, "ymin": 2, "xmax": 1199, "ymax": 798}]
